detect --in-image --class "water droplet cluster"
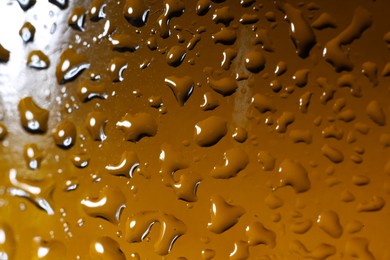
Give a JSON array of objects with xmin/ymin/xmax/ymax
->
[{"xmin": 0, "ymin": 0, "xmax": 390, "ymax": 258}]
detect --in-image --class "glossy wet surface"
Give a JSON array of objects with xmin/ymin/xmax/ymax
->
[{"xmin": 0, "ymin": 0, "xmax": 390, "ymax": 259}]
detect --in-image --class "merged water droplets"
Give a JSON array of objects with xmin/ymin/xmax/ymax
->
[
  {"xmin": 211, "ymin": 148, "xmax": 249, "ymax": 179},
  {"xmin": 157, "ymin": 0, "xmax": 185, "ymax": 38},
  {"xmin": 27, "ymin": 51, "xmax": 50, "ymax": 69},
  {"xmin": 212, "ymin": 6, "xmax": 234, "ymax": 26},
  {"xmin": 81, "ymin": 186, "xmax": 126, "ymax": 224},
  {"xmin": 345, "ymin": 237, "xmax": 375, "ymax": 260},
  {"xmin": 159, "ymin": 143, "xmax": 189, "ymax": 185},
  {"xmin": 356, "ymin": 196, "xmax": 385, "ymax": 212},
  {"xmin": 8, "ymin": 168, "xmax": 55, "ymax": 215},
  {"xmin": 321, "ymin": 144, "xmax": 344, "ymax": 163},
  {"xmin": 125, "ymin": 211, "xmax": 186, "ymax": 255},
  {"xmin": 276, "ymin": 1, "xmax": 316, "ymax": 58},
  {"xmin": 245, "ymin": 221, "xmax": 276, "ymax": 248},
  {"xmin": 172, "ymin": 169, "xmax": 202, "ymax": 202},
  {"xmin": 277, "ymin": 159, "xmax": 310, "ymax": 193},
  {"xmin": 207, "ymin": 195, "xmax": 245, "ymax": 234},
  {"xmin": 116, "ymin": 113, "xmax": 157, "ymax": 142},
  {"xmin": 290, "ymin": 240, "xmax": 336, "ymax": 259},
  {"xmin": 105, "ymin": 150, "xmax": 140, "ymax": 178},
  {"xmin": 229, "ymin": 240, "xmax": 249, "ymax": 259},
  {"xmin": 323, "ymin": 6, "xmax": 373, "ymax": 72},
  {"xmin": 0, "ymin": 0, "xmax": 390, "ymax": 258}
]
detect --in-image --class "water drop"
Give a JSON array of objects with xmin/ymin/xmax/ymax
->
[
  {"xmin": 196, "ymin": 0, "xmax": 211, "ymax": 16},
  {"xmin": 212, "ymin": 7, "xmax": 234, "ymax": 26},
  {"xmin": 23, "ymin": 143, "xmax": 43, "ymax": 170},
  {"xmin": 19, "ymin": 22, "xmax": 35, "ymax": 43},
  {"xmin": 0, "ymin": 123, "xmax": 8, "ymax": 141},
  {"xmin": 77, "ymin": 81, "xmax": 107, "ymax": 102},
  {"xmin": 317, "ymin": 210, "xmax": 343, "ymax": 238},
  {"xmin": 165, "ymin": 75, "xmax": 194, "ymax": 105},
  {"xmin": 68, "ymin": 7, "xmax": 86, "ymax": 31},
  {"xmin": 0, "ymin": 222, "xmax": 16, "ymax": 259},
  {"xmin": 108, "ymin": 58, "xmax": 128, "ymax": 82},
  {"xmin": 49, "ymin": 0, "xmax": 68, "ymax": 9},
  {"xmin": 16, "ymin": 0, "xmax": 36, "ymax": 11},
  {"xmin": 110, "ymin": 34, "xmax": 140, "ymax": 52},
  {"xmin": 366, "ymin": 100, "xmax": 386, "ymax": 126},
  {"xmin": 89, "ymin": 0, "xmax": 107, "ymax": 21},
  {"xmin": 257, "ymin": 151, "xmax": 275, "ymax": 171},
  {"xmin": 85, "ymin": 112, "xmax": 108, "ymax": 141},
  {"xmin": 18, "ymin": 97, "xmax": 49, "ymax": 133},
  {"xmin": 71, "ymin": 153, "xmax": 90, "ymax": 168},
  {"xmin": 123, "ymin": 0, "xmax": 150, "ymax": 27},
  {"xmin": 166, "ymin": 46, "xmax": 187, "ymax": 67},
  {"xmin": 56, "ymin": 49, "xmax": 89, "ymax": 84},
  {"xmin": 194, "ymin": 116, "xmax": 227, "ymax": 147},
  {"xmin": 209, "ymin": 77, "xmax": 237, "ymax": 96},
  {"xmin": 200, "ymin": 92, "xmax": 219, "ymax": 111},
  {"xmin": 239, "ymin": 13, "xmax": 259, "ymax": 25},
  {"xmin": 0, "ymin": 44, "xmax": 10, "ymax": 63},
  {"xmin": 244, "ymin": 51, "xmax": 266, "ymax": 73},
  {"xmin": 276, "ymin": 2, "xmax": 316, "ymax": 58},
  {"xmin": 229, "ymin": 240, "xmax": 249, "ymax": 259},
  {"xmin": 90, "ymin": 236, "xmax": 125, "ymax": 260}
]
